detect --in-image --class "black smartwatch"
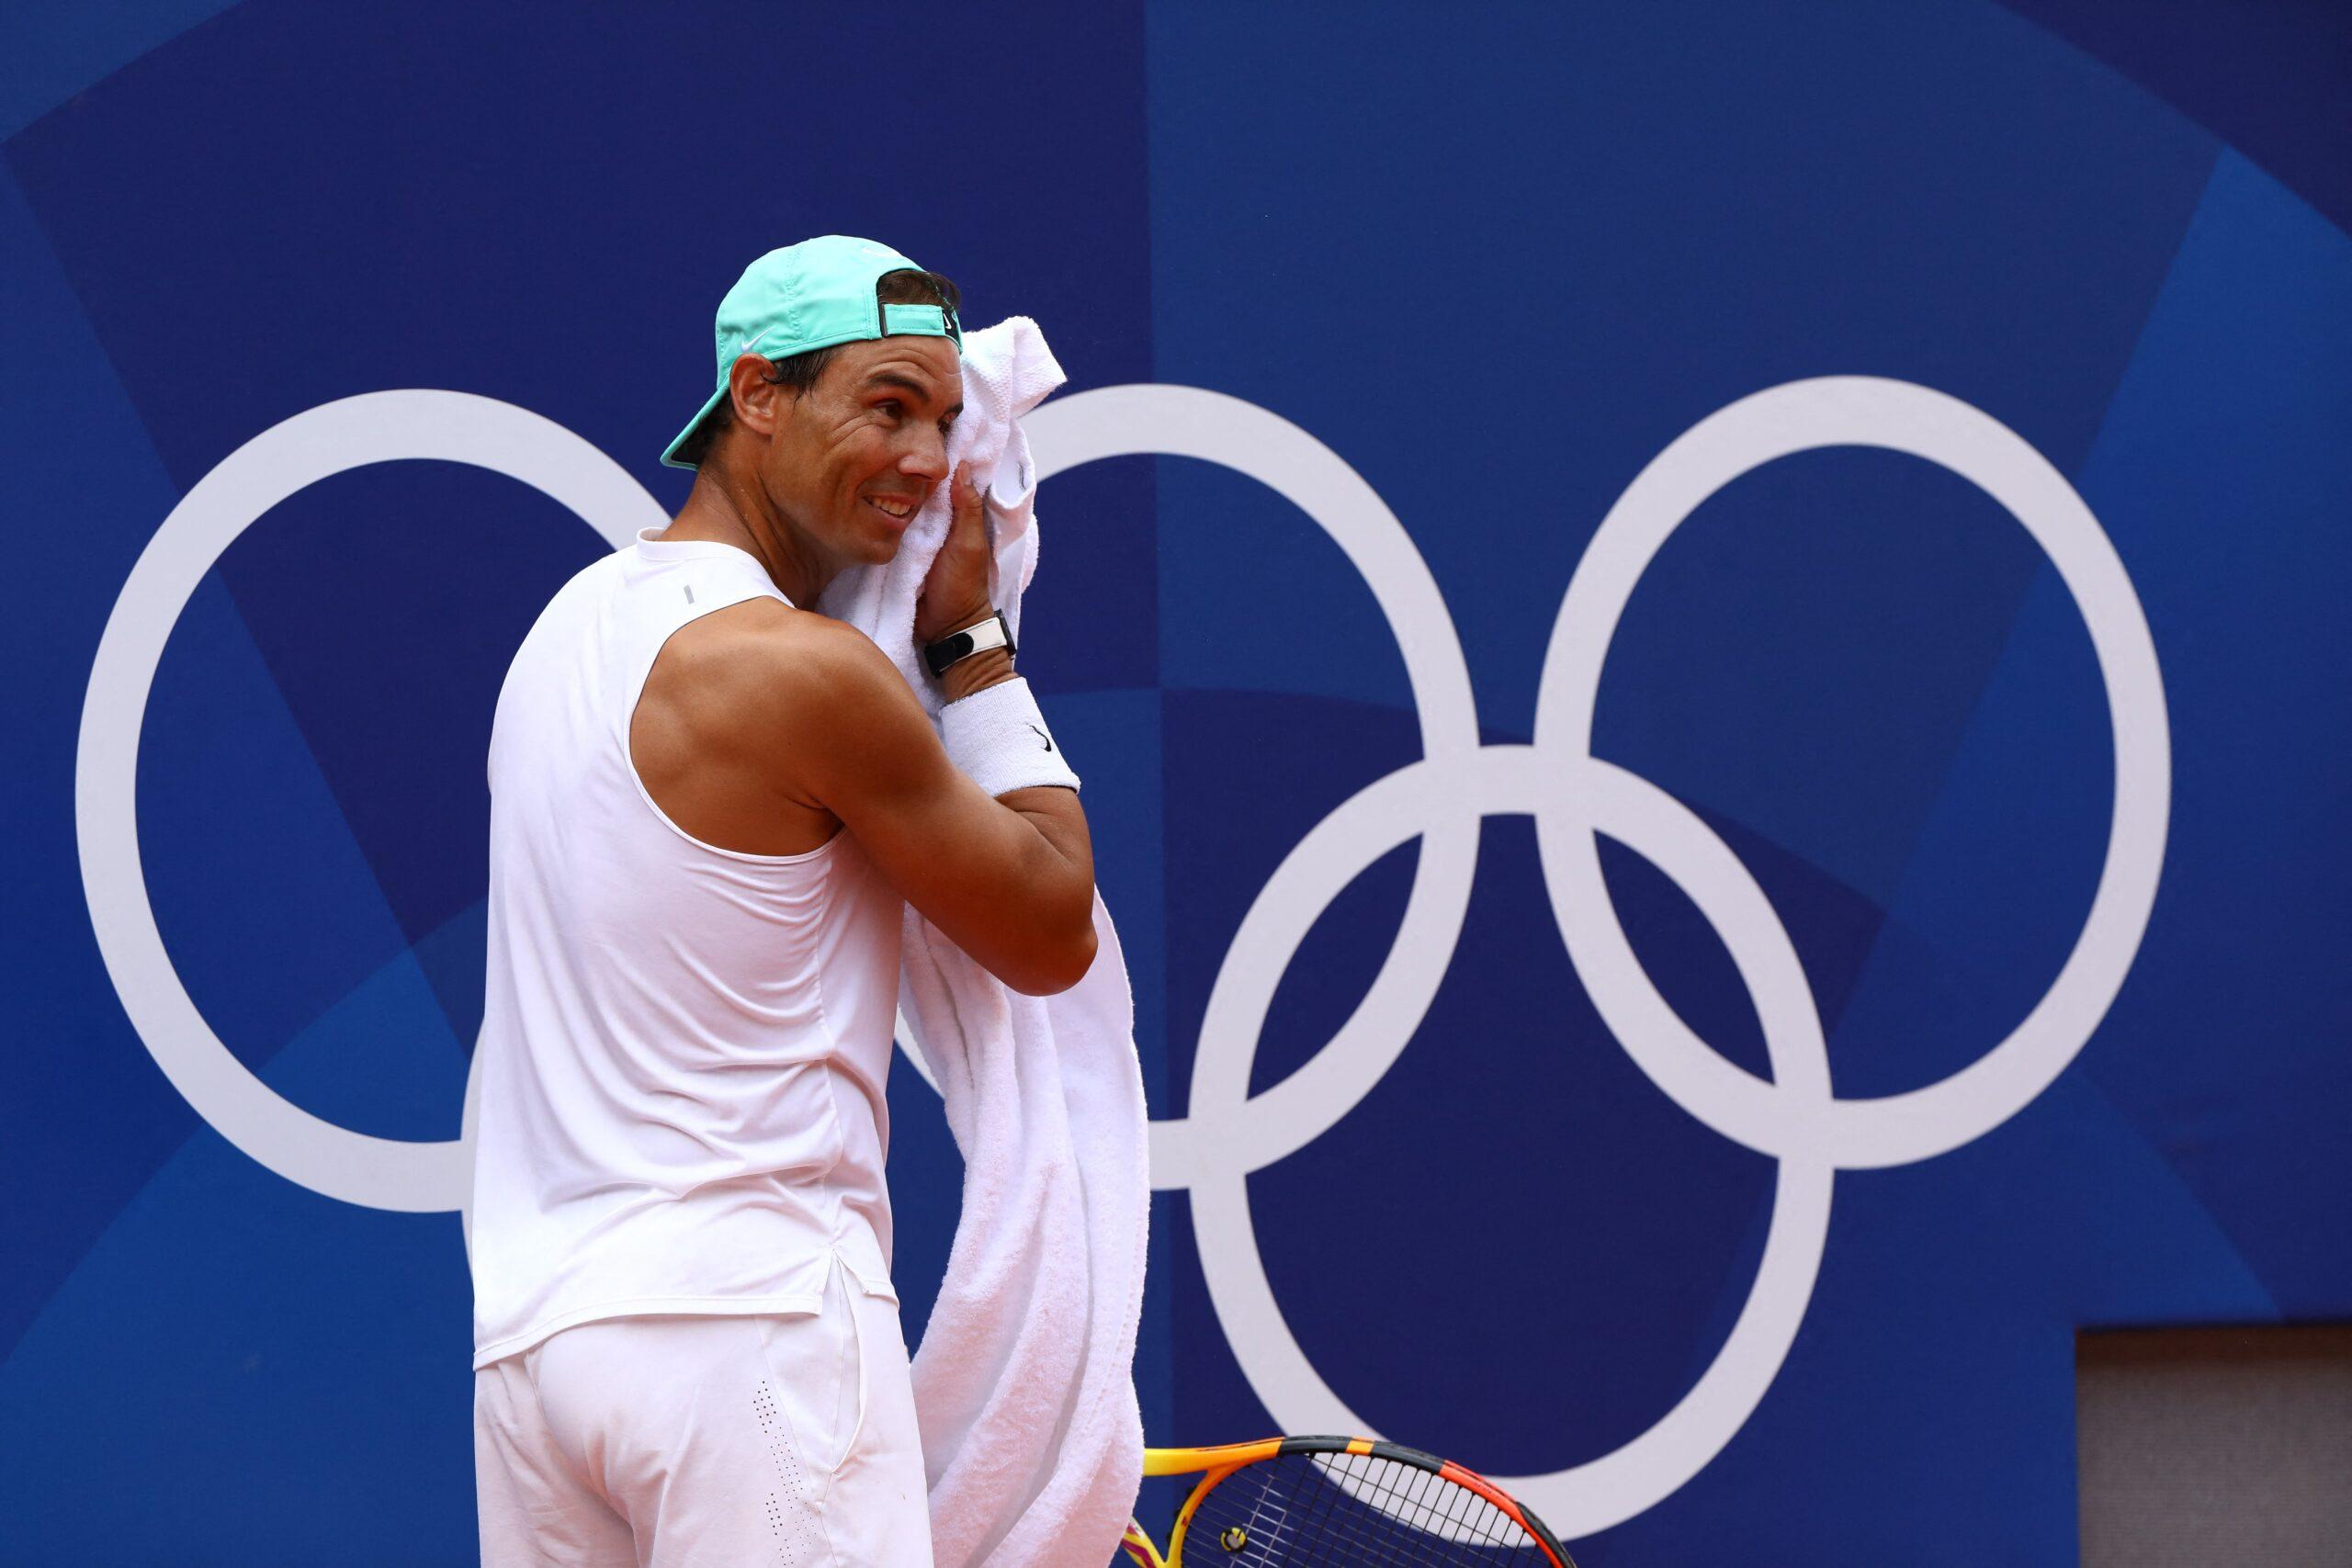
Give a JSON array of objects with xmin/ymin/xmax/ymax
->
[{"xmin": 923, "ymin": 611, "xmax": 1016, "ymax": 678}]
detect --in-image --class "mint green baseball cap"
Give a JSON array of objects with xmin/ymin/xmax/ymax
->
[{"xmin": 661, "ymin": 234, "xmax": 961, "ymax": 469}]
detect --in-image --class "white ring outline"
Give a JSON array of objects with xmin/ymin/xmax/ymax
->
[
  {"xmin": 75, "ymin": 389, "xmax": 667, "ymax": 1212},
  {"xmin": 1536, "ymin": 377, "xmax": 2170, "ymax": 1168},
  {"xmin": 1182, "ymin": 744, "xmax": 1839, "ymax": 1535}
]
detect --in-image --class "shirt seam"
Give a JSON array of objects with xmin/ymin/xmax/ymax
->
[{"xmin": 620, "ymin": 566, "xmax": 844, "ymax": 867}]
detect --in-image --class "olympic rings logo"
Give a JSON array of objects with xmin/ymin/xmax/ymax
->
[{"xmin": 77, "ymin": 378, "xmax": 2167, "ymax": 1538}]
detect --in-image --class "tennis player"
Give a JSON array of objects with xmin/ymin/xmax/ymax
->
[{"xmin": 468, "ymin": 236, "xmax": 1096, "ymax": 1566}]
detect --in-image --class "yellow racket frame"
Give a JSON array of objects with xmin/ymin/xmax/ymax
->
[
  {"xmin": 1120, "ymin": 1437, "xmax": 1574, "ymax": 1567},
  {"xmin": 1124, "ymin": 1441, "xmax": 1298, "ymax": 1566}
]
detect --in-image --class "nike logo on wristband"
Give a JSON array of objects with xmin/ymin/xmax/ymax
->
[{"xmin": 1028, "ymin": 723, "xmax": 1054, "ymax": 752}]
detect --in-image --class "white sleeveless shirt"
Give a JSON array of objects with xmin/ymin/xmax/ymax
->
[{"xmin": 469, "ymin": 530, "xmax": 904, "ymax": 1370}]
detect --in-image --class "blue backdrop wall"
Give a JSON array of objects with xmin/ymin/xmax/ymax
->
[{"xmin": 5, "ymin": 2, "xmax": 2348, "ymax": 1562}]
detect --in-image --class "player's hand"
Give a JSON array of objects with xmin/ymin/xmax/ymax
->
[{"xmin": 915, "ymin": 463, "xmax": 994, "ymax": 648}]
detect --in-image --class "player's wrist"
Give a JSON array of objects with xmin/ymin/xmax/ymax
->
[
  {"xmin": 940, "ymin": 674, "xmax": 1080, "ymax": 796},
  {"xmin": 940, "ymin": 646, "xmax": 1017, "ymax": 702}
]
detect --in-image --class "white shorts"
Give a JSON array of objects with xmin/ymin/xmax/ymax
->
[{"xmin": 474, "ymin": 1257, "xmax": 933, "ymax": 1567}]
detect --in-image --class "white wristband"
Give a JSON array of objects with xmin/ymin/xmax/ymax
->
[{"xmin": 940, "ymin": 676, "xmax": 1081, "ymax": 797}]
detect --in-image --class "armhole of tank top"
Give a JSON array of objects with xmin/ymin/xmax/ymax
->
[{"xmin": 622, "ymin": 586, "xmax": 846, "ymax": 868}]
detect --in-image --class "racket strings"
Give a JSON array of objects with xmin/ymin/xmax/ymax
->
[{"xmin": 1183, "ymin": 1450, "xmax": 1550, "ymax": 1565}]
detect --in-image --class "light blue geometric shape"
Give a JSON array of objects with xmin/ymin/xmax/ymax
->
[{"xmin": 1, "ymin": 0, "xmax": 242, "ymax": 142}]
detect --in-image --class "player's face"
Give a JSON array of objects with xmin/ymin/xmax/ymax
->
[{"xmin": 763, "ymin": 334, "xmax": 963, "ymax": 566}]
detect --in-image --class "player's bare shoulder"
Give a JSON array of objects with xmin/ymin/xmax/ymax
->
[
  {"xmin": 650, "ymin": 601, "xmax": 880, "ymax": 745},
  {"xmin": 650, "ymin": 598, "xmax": 926, "ymax": 779},
  {"xmin": 631, "ymin": 600, "xmax": 926, "ymax": 855}
]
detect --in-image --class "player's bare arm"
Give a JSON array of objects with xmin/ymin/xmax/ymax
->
[
  {"xmin": 787, "ymin": 615, "xmax": 1096, "ymax": 996},
  {"xmin": 632, "ymin": 603, "xmax": 1096, "ymax": 995}
]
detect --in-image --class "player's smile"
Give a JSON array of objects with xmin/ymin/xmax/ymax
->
[{"xmin": 862, "ymin": 491, "xmax": 922, "ymax": 530}]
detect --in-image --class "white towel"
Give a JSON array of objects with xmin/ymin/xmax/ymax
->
[{"xmin": 818, "ymin": 317, "xmax": 1150, "ymax": 1568}]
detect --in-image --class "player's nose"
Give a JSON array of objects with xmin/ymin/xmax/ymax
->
[{"xmin": 899, "ymin": 423, "xmax": 950, "ymax": 484}]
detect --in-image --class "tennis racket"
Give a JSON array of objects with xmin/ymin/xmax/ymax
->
[{"xmin": 1118, "ymin": 1437, "xmax": 1577, "ymax": 1566}]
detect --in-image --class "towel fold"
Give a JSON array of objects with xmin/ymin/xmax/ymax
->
[{"xmin": 818, "ymin": 317, "xmax": 1150, "ymax": 1568}]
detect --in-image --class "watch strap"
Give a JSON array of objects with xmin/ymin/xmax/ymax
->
[{"xmin": 923, "ymin": 611, "xmax": 1016, "ymax": 678}]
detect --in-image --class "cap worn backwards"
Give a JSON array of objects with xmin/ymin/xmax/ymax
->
[{"xmin": 660, "ymin": 234, "xmax": 961, "ymax": 469}]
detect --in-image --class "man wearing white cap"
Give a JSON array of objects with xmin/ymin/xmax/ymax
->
[{"xmin": 469, "ymin": 236, "xmax": 1095, "ymax": 1565}]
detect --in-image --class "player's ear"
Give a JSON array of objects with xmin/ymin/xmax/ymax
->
[{"xmin": 729, "ymin": 355, "xmax": 783, "ymax": 438}]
